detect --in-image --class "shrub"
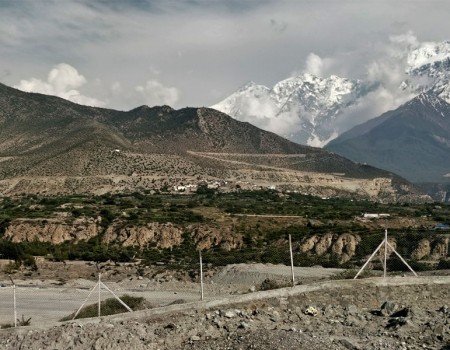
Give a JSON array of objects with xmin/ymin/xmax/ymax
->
[
  {"xmin": 21, "ymin": 254, "xmax": 38, "ymax": 271},
  {"xmin": 2, "ymin": 315, "xmax": 32, "ymax": 328},
  {"xmin": 259, "ymin": 278, "xmax": 291, "ymax": 291},
  {"xmin": 332, "ymin": 269, "xmax": 378, "ymax": 280},
  {"xmin": 437, "ymin": 259, "xmax": 450, "ymax": 270},
  {"xmin": 60, "ymin": 295, "xmax": 151, "ymax": 321},
  {"xmin": 3, "ymin": 261, "xmax": 21, "ymax": 274},
  {"xmin": 17, "ymin": 315, "xmax": 32, "ymax": 326},
  {"xmin": 387, "ymin": 256, "xmax": 432, "ymax": 272}
]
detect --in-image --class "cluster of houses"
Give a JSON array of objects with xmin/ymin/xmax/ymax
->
[
  {"xmin": 172, "ymin": 180, "xmax": 230, "ymax": 192},
  {"xmin": 171, "ymin": 180, "xmax": 277, "ymax": 193},
  {"xmin": 172, "ymin": 184, "xmax": 198, "ymax": 192},
  {"xmin": 362, "ymin": 213, "xmax": 391, "ymax": 219}
]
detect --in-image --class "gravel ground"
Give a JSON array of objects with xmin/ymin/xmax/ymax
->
[
  {"xmin": 0, "ymin": 276, "xmax": 448, "ymax": 350},
  {"xmin": 0, "ymin": 263, "xmax": 344, "ymax": 324}
]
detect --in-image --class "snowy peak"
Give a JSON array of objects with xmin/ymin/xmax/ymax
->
[
  {"xmin": 212, "ymin": 40, "xmax": 450, "ymax": 148},
  {"xmin": 211, "ymin": 81, "xmax": 271, "ymax": 119},
  {"xmin": 407, "ymin": 41, "xmax": 450, "ymax": 72},
  {"xmin": 236, "ymin": 81, "xmax": 270, "ymax": 95},
  {"xmin": 212, "ymin": 72, "xmax": 376, "ymax": 146},
  {"xmin": 404, "ymin": 41, "xmax": 450, "ymax": 103},
  {"xmin": 273, "ymin": 73, "xmax": 371, "ymax": 111},
  {"xmin": 414, "ymin": 92, "xmax": 448, "ymax": 108},
  {"xmin": 274, "ymin": 74, "xmax": 353, "ymax": 103}
]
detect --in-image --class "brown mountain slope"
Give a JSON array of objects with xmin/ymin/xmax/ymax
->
[{"xmin": 0, "ymin": 82, "xmax": 427, "ymax": 201}]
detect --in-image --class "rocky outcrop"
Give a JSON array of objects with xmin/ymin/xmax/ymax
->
[
  {"xmin": 411, "ymin": 239, "xmax": 431, "ymax": 260},
  {"xmin": 189, "ymin": 224, "xmax": 243, "ymax": 251},
  {"xmin": 431, "ymin": 237, "xmax": 449, "ymax": 260},
  {"xmin": 3, "ymin": 217, "xmax": 244, "ymax": 251},
  {"xmin": 331, "ymin": 234, "xmax": 362, "ymax": 263},
  {"xmin": 103, "ymin": 222, "xmax": 183, "ymax": 248},
  {"xmin": 300, "ymin": 234, "xmax": 361, "ymax": 263},
  {"xmin": 101, "ymin": 222, "xmax": 244, "ymax": 250},
  {"xmin": 300, "ymin": 234, "xmax": 450, "ymax": 264},
  {"xmin": 299, "ymin": 236, "xmax": 320, "ymax": 253},
  {"xmin": 315, "ymin": 233, "xmax": 333, "ymax": 256},
  {"xmin": 4, "ymin": 217, "xmax": 99, "ymax": 244},
  {"xmin": 411, "ymin": 237, "xmax": 449, "ymax": 260},
  {"xmin": 3, "ymin": 216, "xmax": 448, "ymax": 264}
]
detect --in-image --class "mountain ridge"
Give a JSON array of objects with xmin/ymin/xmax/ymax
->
[
  {"xmin": 0, "ymin": 82, "xmax": 426, "ymax": 201},
  {"xmin": 212, "ymin": 40, "xmax": 450, "ymax": 147},
  {"xmin": 211, "ymin": 73, "xmax": 377, "ymax": 147},
  {"xmin": 326, "ymin": 93, "xmax": 450, "ymax": 184}
]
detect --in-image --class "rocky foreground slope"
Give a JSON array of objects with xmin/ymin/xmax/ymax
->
[{"xmin": 1, "ymin": 277, "xmax": 448, "ymax": 350}]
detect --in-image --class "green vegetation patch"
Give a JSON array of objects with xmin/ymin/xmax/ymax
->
[
  {"xmin": 0, "ymin": 191, "xmax": 449, "ymax": 271},
  {"xmin": 60, "ymin": 295, "xmax": 151, "ymax": 321}
]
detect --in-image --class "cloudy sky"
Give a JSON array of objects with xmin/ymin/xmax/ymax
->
[{"xmin": 1, "ymin": 0, "xmax": 449, "ymax": 111}]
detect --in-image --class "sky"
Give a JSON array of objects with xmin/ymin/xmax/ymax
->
[{"xmin": 1, "ymin": 0, "xmax": 449, "ymax": 111}]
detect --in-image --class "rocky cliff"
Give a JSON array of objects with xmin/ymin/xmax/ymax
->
[
  {"xmin": 411, "ymin": 237, "xmax": 449, "ymax": 260},
  {"xmin": 299, "ymin": 233, "xmax": 448, "ymax": 263},
  {"xmin": 3, "ymin": 218, "xmax": 448, "ymax": 263},
  {"xmin": 299, "ymin": 233, "xmax": 361, "ymax": 263},
  {"xmin": 102, "ymin": 222, "xmax": 243, "ymax": 251},
  {"xmin": 4, "ymin": 218, "xmax": 243, "ymax": 252},
  {"xmin": 4, "ymin": 217, "xmax": 100, "ymax": 244}
]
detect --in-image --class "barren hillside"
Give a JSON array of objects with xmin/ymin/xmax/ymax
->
[{"xmin": 0, "ymin": 82, "xmax": 425, "ymax": 201}]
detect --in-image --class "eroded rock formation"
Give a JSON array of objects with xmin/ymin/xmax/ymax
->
[
  {"xmin": 189, "ymin": 224, "xmax": 243, "ymax": 251},
  {"xmin": 103, "ymin": 222, "xmax": 183, "ymax": 248},
  {"xmin": 4, "ymin": 217, "xmax": 99, "ymax": 244},
  {"xmin": 411, "ymin": 237, "xmax": 449, "ymax": 260},
  {"xmin": 300, "ymin": 233, "xmax": 361, "ymax": 263}
]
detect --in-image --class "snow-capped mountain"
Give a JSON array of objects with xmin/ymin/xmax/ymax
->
[
  {"xmin": 402, "ymin": 40, "xmax": 450, "ymax": 102},
  {"xmin": 212, "ymin": 40, "xmax": 450, "ymax": 147},
  {"xmin": 212, "ymin": 73, "xmax": 377, "ymax": 146}
]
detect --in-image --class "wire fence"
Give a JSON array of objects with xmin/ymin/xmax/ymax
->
[{"xmin": 0, "ymin": 231, "xmax": 447, "ymax": 329}]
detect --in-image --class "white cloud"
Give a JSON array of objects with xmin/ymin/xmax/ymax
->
[
  {"xmin": 48, "ymin": 63, "xmax": 86, "ymax": 93},
  {"xmin": 135, "ymin": 80, "xmax": 180, "ymax": 106},
  {"xmin": 303, "ymin": 53, "xmax": 321, "ymax": 77},
  {"xmin": 367, "ymin": 32, "xmax": 419, "ymax": 87},
  {"xmin": 389, "ymin": 30, "xmax": 420, "ymax": 48},
  {"xmin": 15, "ymin": 77, "xmax": 54, "ymax": 95},
  {"xmin": 304, "ymin": 53, "xmax": 324, "ymax": 76},
  {"xmin": 332, "ymin": 86, "xmax": 414, "ymax": 137},
  {"xmin": 229, "ymin": 94, "xmax": 302, "ymax": 137},
  {"xmin": 2, "ymin": 1, "xmax": 450, "ymax": 109},
  {"xmin": 111, "ymin": 81, "xmax": 122, "ymax": 94},
  {"xmin": 14, "ymin": 63, "xmax": 104, "ymax": 107},
  {"xmin": 326, "ymin": 32, "xmax": 423, "ymax": 137},
  {"xmin": 301, "ymin": 53, "xmax": 335, "ymax": 78}
]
